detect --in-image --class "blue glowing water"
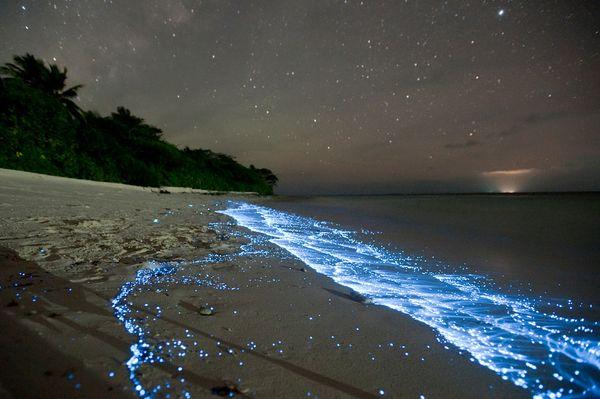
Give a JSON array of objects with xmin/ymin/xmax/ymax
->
[{"xmin": 219, "ymin": 201, "xmax": 600, "ymax": 399}]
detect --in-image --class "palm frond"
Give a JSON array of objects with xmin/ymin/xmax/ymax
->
[{"xmin": 61, "ymin": 84, "xmax": 83, "ymax": 98}]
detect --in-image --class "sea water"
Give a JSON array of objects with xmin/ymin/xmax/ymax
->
[{"xmin": 219, "ymin": 195, "xmax": 600, "ymax": 399}]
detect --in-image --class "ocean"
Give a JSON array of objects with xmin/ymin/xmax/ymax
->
[{"xmin": 220, "ymin": 194, "xmax": 600, "ymax": 399}]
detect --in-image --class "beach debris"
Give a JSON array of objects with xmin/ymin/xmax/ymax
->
[
  {"xmin": 6, "ymin": 299, "xmax": 18, "ymax": 307},
  {"xmin": 300, "ymin": 267, "xmax": 307, "ymax": 272},
  {"xmin": 211, "ymin": 381, "xmax": 249, "ymax": 397},
  {"xmin": 211, "ymin": 386, "xmax": 235, "ymax": 397},
  {"xmin": 199, "ymin": 306, "xmax": 215, "ymax": 316},
  {"xmin": 70, "ymin": 275, "xmax": 105, "ymax": 284},
  {"xmin": 347, "ymin": 290, "xmax": 372, "ymax": 304}
]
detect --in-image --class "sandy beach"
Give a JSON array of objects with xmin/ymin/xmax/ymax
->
[{"xmin": 0, "ymin": 168, "xmax": 529, "ymax": 398}]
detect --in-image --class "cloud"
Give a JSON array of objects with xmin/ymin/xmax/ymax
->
[
  {"xmin": 444, "ymin": 139, "xmax": 482, "ymax": 149},
  {"xmin": 489, "ymin": 110, "xmax": 596, "ymax": 138},
  {"xmin": 482, "ymin": 168, "xmax": 534, "ymax": 176}
]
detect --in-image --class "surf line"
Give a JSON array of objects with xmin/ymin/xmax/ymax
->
[{"xmin": 219, "ymin": 201, "xmax": 600, "ymax": 399}]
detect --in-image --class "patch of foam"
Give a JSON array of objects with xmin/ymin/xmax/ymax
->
[{"xmin": 219, "ymin": 201, "xmax": 600, "ymax": 399}]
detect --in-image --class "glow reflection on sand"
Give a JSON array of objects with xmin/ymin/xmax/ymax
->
[
  {"xmin": 220, "ymin": 201, "xmax": 600, "ymax": 399},
  {"xmin": 112, "ymin": 260, "xmax": 236, "ymax": 398},
  {"xmin": 111, "ymin": 219, "xmax": 270, "ymax": 398}
]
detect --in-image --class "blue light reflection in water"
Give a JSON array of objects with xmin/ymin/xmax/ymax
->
[{"xmin": 219, "ymin": 201, "xmax": 599, "ymax": 399}]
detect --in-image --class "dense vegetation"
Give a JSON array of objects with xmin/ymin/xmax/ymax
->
[{"xmin": 0, "ymin": 54, "xmax": 277, "ymax": 194}]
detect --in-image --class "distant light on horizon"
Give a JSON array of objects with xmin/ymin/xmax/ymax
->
[
  {"xmin": 499, "ymin": 185, "xmax": 518, "ymax": 194},
  {"xmin": 490, "ymin": 181, "xmax": 524, "ymax": 194},
  {"xmin": 482, "ymin": 169, "xmax": 533, "ymax": 193}
]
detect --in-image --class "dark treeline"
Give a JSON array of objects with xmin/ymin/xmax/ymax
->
[{"xmin": 0, "ymin": 54, "xmax": 277, "ymax": 194}]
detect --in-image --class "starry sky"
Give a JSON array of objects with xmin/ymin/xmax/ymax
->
[{"xmin": 1, "ymin": 1, "xmax": 599, "ymax": 194}]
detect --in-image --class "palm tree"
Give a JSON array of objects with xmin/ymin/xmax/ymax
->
[
  {"xmin": 0, "ymin": 53, "xmax": 83, "ymax": 119},
  {"xmin": 110, "ymin": 106, "xmax": 162, "ymax": 140},
  {"xmin": 110, "ymin": 106, "xmax": 144, "ymax": 129},
  {"xmin": 257, "ymin": 168, "xmax": 278, "ymax": 187}
]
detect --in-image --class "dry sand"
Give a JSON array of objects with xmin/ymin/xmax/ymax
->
[{"xmin": 0, "ymin": 169, "xmax": 528, "ymax": 398}]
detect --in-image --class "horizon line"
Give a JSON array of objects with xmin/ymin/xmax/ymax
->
[{"xmin": 276, "ymin": 190, "xmax": 600, "ymax": 197}]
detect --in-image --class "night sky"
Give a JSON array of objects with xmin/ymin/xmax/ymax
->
[{"xmin": 1, "ymin": 1, "xmax": 599, "ymax": 194}]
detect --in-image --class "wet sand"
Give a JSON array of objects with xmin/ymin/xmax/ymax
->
[{"xmin": 0, "ymin": 169, "xmax": 528, "ymax": 398}]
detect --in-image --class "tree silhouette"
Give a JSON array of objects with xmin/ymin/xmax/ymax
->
[
  {"xmin": 0, "ymin": 53, "xmax": 83, "ymax": 119},
  {"xmin": 1, "ymin": 53, "xmax": 278, "ymax": 194},
  {"xmin": 110, "ymin": 106, "xmax": 144, "ymax": 128},
  {"xmin": 110, "ymin": 106, "xmax": 162, "ymax": 140},
  {"xmin": 258, "ymin": 168, "xmax": 278, "ymax": 187},
  {"xmin": 250, "ymin": 165, "xmax": 278, "ymax": 188}
]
